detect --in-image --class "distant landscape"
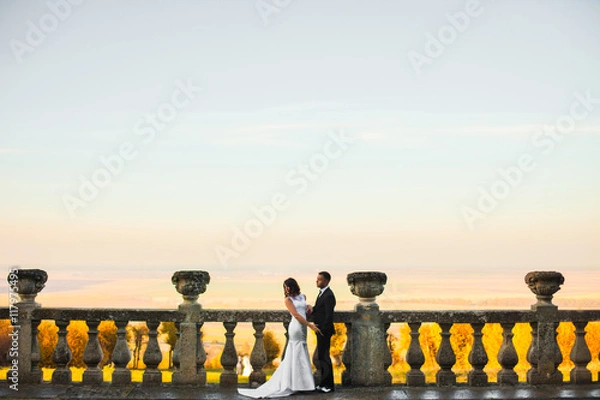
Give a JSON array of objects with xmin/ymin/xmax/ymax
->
[{"xmin": 1, "ymin": 265, "xmax": 598, "ymax": 311}]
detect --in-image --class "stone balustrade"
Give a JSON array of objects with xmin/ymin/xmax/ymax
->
[{"xmin": 1, "ymin": 269, "xmax": 599, "ymax": 391}]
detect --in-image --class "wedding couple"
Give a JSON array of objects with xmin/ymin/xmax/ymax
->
[{"xmin": 238, "ymin": 271, "xmax": 336, "ymax": 398}]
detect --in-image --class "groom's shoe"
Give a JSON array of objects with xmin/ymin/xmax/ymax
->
[
  {"xmin": 315, "ymin": 385, "xmax": 322, "ymax": 392},
  {"xmin": 320, "ymin": 387, "xmax": 334, "ymax": 393}
]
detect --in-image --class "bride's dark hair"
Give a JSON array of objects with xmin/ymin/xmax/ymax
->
[{"xmin": 283, "ymin": 278, "xmax": 301, "ymax": 297}]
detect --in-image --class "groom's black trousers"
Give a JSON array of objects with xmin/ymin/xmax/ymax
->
[{"xmin": 316, "ymin": 332, "xmax": 334, "ymax": 388}]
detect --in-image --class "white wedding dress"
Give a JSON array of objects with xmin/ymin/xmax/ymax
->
[{"xmin": 238, "ymin": 294, "xmax": 315, "ymax": 398}]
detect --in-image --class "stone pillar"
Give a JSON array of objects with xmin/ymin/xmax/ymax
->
[
  {"xmin": 171, "ymin": 270, "xmax": 210, "ymax": 385},
  {"xmin": 382, "ymin": 323, "xmax": 393, "ymax": 384},
  {"xmin": 346, "ymin": 271, "xmax": 391, "ymax": 386},
  {"xmin": 172, "ymin": 322, "xmax": 181, "ymax": 372},
  {"xmin": 525, "ymin": 271, "xmax": 564, "ymax": 384},
  {"xmin": 526, "ymin": 322, "xmax": 538, "ymax": 383},
  {"xmin": 7, "ymin": 268, "xmax": 47, "ymax": 384},
  {"xmin": 341, "ymin": 322, "xmax": 352, "ymax": 386}
]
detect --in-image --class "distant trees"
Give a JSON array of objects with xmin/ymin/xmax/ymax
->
[
  {"xmin": 66, "ymin": 321, "xmax": 88, "ymax": 368},
  {"xmin": 263, "ymin": 329, "xmax": 281, "ymax": 368},
  {"xmin": 98, "ymin": 321, "xmax": 118, "ymax": 367},
  {"xmin": 159, "ymin": 322, "xmax": 178, "ymax": 369},
  {"xmin": 38, "ymin": 321, "xmax": 58, "ymax": 368},
  {"xmin": 330, "ymin": 323, "xmax": 347, "ymax": 367},
  {"xmin": 420, "ymin": 323, "xmax": 441, "ymax": 374},
  {"xmin": 127, "ymin": 322, "xmax": 149, "ymax": 369},
  {"xmin": 0, "ymin": 320, "xmax": 13, "ymax": 366}
]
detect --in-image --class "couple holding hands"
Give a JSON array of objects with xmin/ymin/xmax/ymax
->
[{"xmin": 238, "ymin": 271, "xmax": 336, "ymax": 398}]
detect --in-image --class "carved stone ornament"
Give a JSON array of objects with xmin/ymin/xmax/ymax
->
[
  {"xmin": 525, "ymin": 271, "xmax": 564, "ymax": 308},
  {"xmin": 7, "ymin": 268, "xmax": 48, "ymax": 304},
  {"xmin": 171, "ymin": 270, "xmax": 210, "ymax": 304},
  {"xmin": 347, "ymin": 271, "xmax": 387, "ymax": 305}
]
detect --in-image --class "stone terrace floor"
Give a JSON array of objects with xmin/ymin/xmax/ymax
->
[{"xmin": 2, "ymin": 384, "xmax": 600, "ymax": 400}]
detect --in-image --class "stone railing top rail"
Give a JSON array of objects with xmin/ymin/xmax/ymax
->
[
  {"xmin": 381, "ymin": 309, "xmax": 600, "ymax": 324},
  {"xmin": 2, "ymin": 307, "xmax": 598, "ymax": 325}
]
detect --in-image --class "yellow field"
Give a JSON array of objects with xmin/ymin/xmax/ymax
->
[{"xmin": 0, "ymin": 367, "xmax": 265, "ymax": 384}]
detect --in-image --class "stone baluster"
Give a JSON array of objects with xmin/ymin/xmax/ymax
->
[
  {"xmin": 249, "ymin": 321, "xmax": 267, "ymax": 387},
  {"xmin": 196, "ymin": 322, "xmax": 207, "ymax": 384},
  {"xmin": 497, "ymin": 322, "xmax": 518, "ymax": 384},
  {"xmin": 347, "ymin": 271, "xmax": 390, "ymax": 386},
  {"xmin": 383, "ymin": 323, "xmax": 393, "ymax": 383},
  {"xmin": 82, "ymin": 319, "xmax": 104, "ymax": 384},
  {"xmin": 525, "ymin": 271, "xmax": 564, "ymax": 384},
  {"xmin": 570, "ymin": 321, "xmax": 592, "ymax": 384},
  {"xmin": 220, "ymin": 321, "xmax": 238, "ymax": 387},
  {"xmin": 526, "ymin": 322, "xmax": 538, "ymax": 383},
  {"xmin": 30, "ymin": 318, "xmax": 42, "ymax": 383},
  {"xmin": 435, "ymin": 323, "xmax": 456, "ymax": 386},
  {"xmin": 552, "ymin": 322, "xmax": 563, "ymax": 377},
  {"xmin": 406, "ymin": 322, "xmax": 425, "ymax": 386},
  {"xmin": 51, "ymin": 319, "xmax": 72, "ymax": 384},
  {"xmin": 111, "ymin": 320, "xmax": 132, "ymax": 385},
  {"xmin": 143, "ymin": 321, "xmax": 163, "ymax": 384},
  {"xmin": 8, "ymin": 268, "xmax": 47, "ymax": 384},
  {"xmin": 468, "ymin": 323, "xmax": 488, "ymax": 386},
  {"xmin": 172, "ymin": 322, "xmax": 181, "ymax": 371},
  {"xmin": 281, "ymin": 321, "xmax": 290, "ymax": 361},
  {"xmin": 341, "ymin": 322, "xmax": 352, "ymax": 386}
]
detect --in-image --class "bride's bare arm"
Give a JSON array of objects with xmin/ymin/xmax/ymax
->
[{"xmin": 285, "ymin": 297, "xmax": 321, "ymax": 335}]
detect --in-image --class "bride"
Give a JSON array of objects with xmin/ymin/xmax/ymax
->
[{"xmin": 238, "ymin": 278, "xmax": 321, "ymax": 398}]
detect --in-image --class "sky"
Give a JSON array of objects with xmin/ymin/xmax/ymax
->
[{"xmin": 0, "ymin": 0, "xmax": 599, "ymax": 307}]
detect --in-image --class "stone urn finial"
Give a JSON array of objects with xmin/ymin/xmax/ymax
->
[
  {"xmin": 347, "ymin": 271, "xmax": 387, "ymax": 310},
  {"xmin": 172, "ymin": 270, "xmax": 210, "ymax": 305},
  {"xmin": 525, "ymin": 271, "xmax": 564, "ymax": 310},
  {"xmin": 7, "ymin": 268, "xmax": 48, "ymax": 305}
]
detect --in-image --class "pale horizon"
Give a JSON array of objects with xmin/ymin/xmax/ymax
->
[{"xmin": 1, "ymin": 264, "xmax": 598, "ymax": 310}]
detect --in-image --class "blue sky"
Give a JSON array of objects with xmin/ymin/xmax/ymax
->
[{"xmin": 1, "ymin": 0, "xmax": 599, "ymax": 275}]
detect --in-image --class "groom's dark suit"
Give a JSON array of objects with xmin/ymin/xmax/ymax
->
[{"xmin": 311, "ymin": 286, "xmax": 336, "ymax": 389}]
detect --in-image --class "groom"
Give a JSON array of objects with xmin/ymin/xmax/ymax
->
[{"xmin": 307, "ymin": 271, "xmax": 336, "ymax": 393}]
